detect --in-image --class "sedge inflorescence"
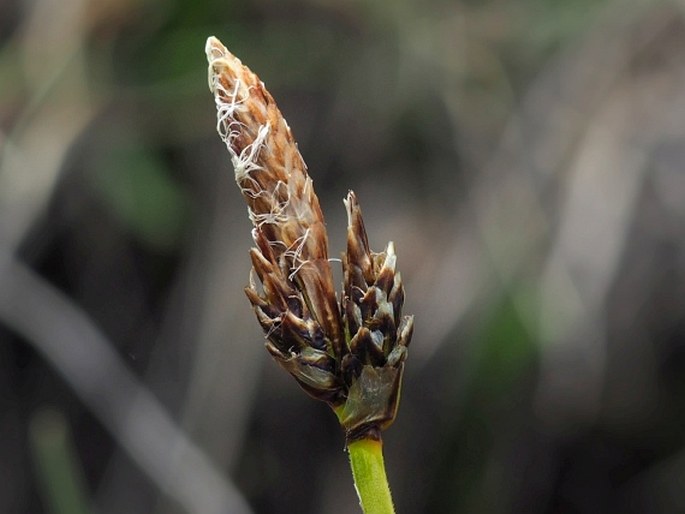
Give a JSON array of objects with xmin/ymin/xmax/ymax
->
[{"xmin": 206, "ymin": 36, "xmax": 413, "ymax": 442}]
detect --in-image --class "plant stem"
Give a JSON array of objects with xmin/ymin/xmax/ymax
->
[
  {"xmin": 347, "ymin": 437, "xmax": 396, "ymax": 514},
  {"xmin": 29, "ymin": 408, "xmax": 90, "ymax": 514}
]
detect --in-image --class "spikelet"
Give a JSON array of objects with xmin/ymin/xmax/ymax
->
[
  {"xmin": 206, "ymin": 36, "xmax": 413, "ymax": 441},
  {"xmin": 206, "ymin": 36, "xmax": 343, "ymax": 364},
  {"xmin": 338, "ymin": 192, "xmax": 414, "ymax": 440}
]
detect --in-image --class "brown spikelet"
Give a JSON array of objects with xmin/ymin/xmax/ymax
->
[
  {"xmin": 206, "ymin": 36, "xmax": 414, "ymax": 441},
  {"xmin": 338, "ymin": 192, "xmax": 414, "ymax": 440},
  {"xmin": 206, "ymin": 36, "xmax": 343, "ymax": 361}
]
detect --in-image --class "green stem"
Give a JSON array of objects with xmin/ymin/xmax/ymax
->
[
  {"xmin": 347, "ymin": 437, "xmax": 395, "ymax": 514},
  {"xmin": 29, "ymin": 408, "xmax": 90, "ymax": 514}
]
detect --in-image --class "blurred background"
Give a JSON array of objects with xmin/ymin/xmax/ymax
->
[{"xmin": 2, "ymin": 0, "xmax": 685, "ymax": 512}]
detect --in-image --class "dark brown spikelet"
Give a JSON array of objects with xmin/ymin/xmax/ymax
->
[
  {"xmin": 206, "ymin": 36, "xmax": 414, "ymax": 441},
  {"xmin": 338, "ymin": 192, "xmax": 414, "ymax": 441}
]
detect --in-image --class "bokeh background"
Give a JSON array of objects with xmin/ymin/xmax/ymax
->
[{"xmin": 3, "ymin": 0, "xmax": 685, "ymax": 513}]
